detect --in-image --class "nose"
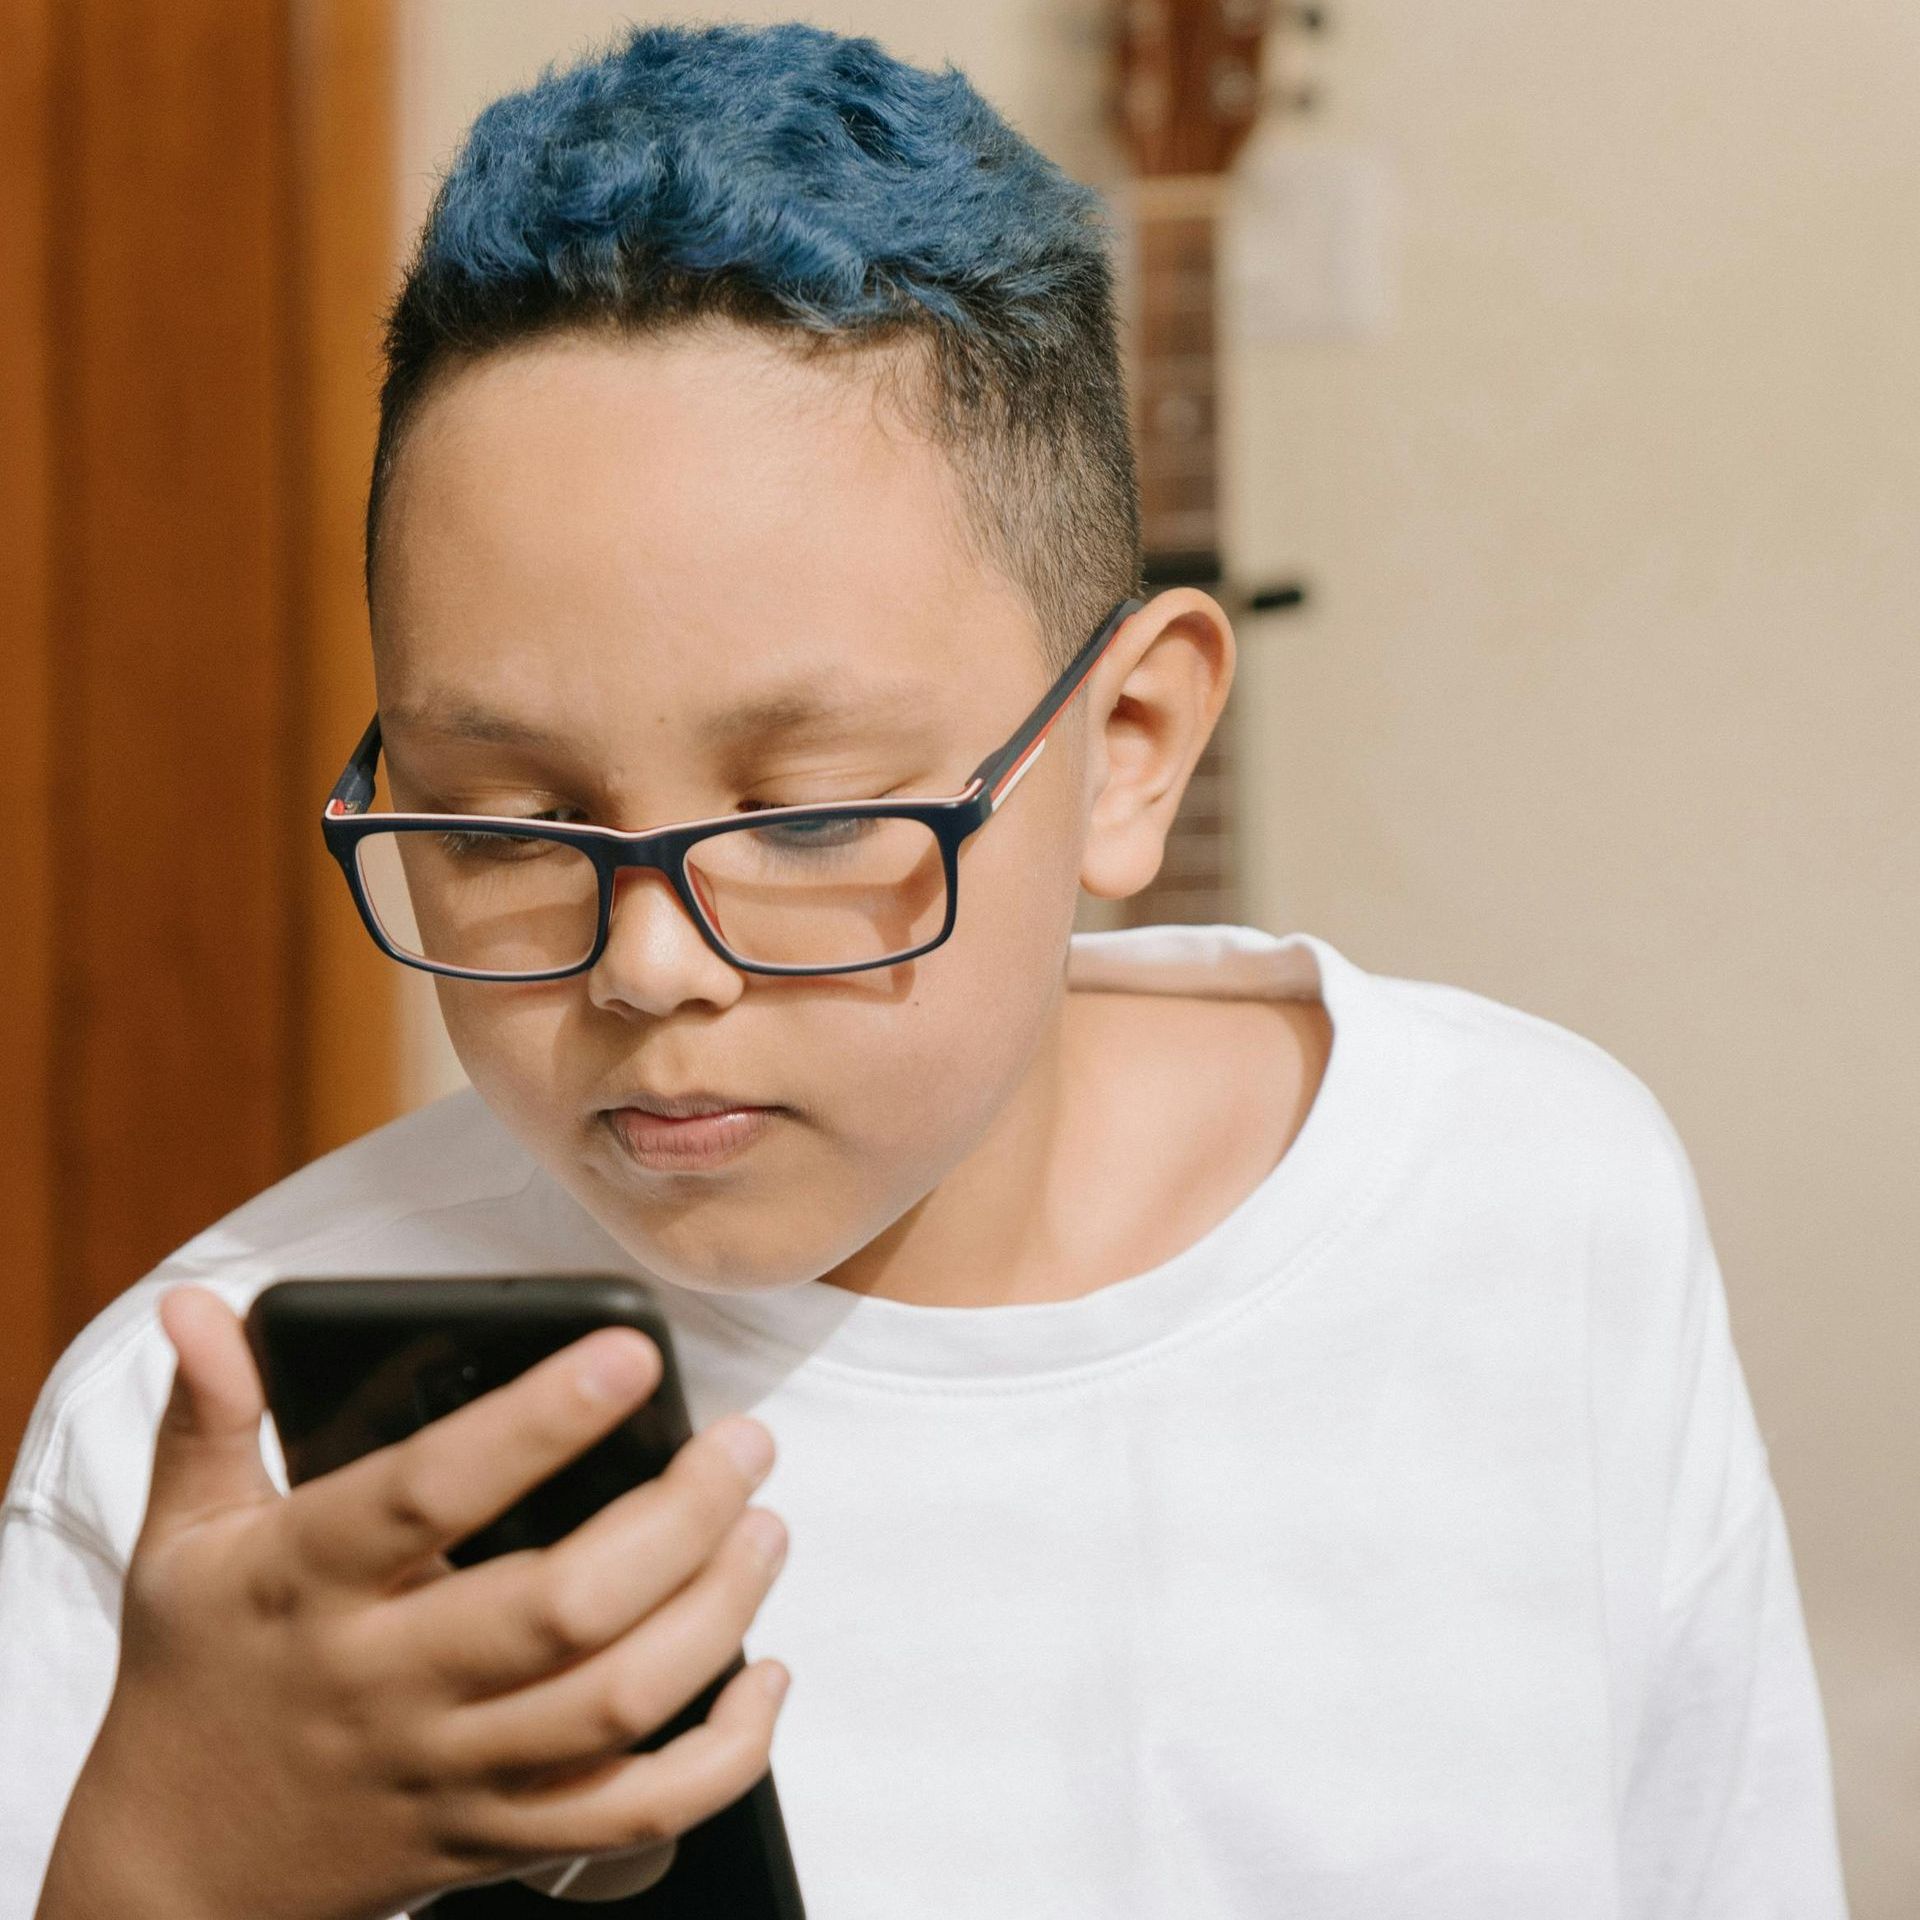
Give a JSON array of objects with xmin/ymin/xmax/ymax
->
[{"xmin": 584, "ymin": 865, "xmax": 745, "ymax": 1015}]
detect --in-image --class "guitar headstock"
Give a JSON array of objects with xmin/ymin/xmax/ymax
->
[{"xmin": 1109, "ymin": 0, "xmax": 1274, "ymax": 179}]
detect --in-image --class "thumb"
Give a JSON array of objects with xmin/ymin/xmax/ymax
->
[{"xmin": 144, "ymin": 1284, "xmax": 278, "ymax": 1535}]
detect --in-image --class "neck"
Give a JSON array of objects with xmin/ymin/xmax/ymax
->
[{"xmin": 814, "ymin": 978, "xmax": 1111, "ymax": 1308}]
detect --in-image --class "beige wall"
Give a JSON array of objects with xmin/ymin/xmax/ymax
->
[{"xmin": 394, "ymin": 5, "xmax": 1919, "ymax": 1909}]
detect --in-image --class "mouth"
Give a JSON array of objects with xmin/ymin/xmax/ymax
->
[{"xmin": 601, "ymin": 1102, "xmax": 782, "ymax": 1173}]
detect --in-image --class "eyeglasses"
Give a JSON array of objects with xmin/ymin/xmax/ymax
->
[{"xmin": 322, "ymin": 596, "xmax": 1143, "ymax": 981}]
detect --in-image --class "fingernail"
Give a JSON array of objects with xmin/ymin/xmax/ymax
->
[
  {"xmin": 576, "ymin": 1331, "xmax": 654, "ymax": 1404},
  {"xmin": 713, "ymin": 1416, "xmax": 774, "ymax": 1483},
  {"xmin": 757, "ymin": 1662, "xmax": 790, "ymax": 1703}
]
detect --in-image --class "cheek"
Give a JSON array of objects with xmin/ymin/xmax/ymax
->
[
  {"xmin": 432, "ymin": 982, "xmax": 570, "ymax": 1134},
  {"xmin": 844, "ymin": 849, "xmax": 1073, "ymax": 1149}
]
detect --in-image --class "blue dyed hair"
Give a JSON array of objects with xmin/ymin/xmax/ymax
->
[{"xmin": 367, "ymin": 21, "xmax": 1142, "ymax": 669}]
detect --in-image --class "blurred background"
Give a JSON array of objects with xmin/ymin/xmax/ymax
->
[{"xmin": 2, "ymin": 1, "xmax": 1914, "ymax": 1908}]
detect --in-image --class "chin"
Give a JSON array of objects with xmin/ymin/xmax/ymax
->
[{"xmin": 585, "ymin": 1191, "xmax": 848, "ymax": 1297}]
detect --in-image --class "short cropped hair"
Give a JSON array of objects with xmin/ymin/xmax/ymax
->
[{"xmin": 367, "ymin": 21, "xmax": 1142, "ymax": 674}]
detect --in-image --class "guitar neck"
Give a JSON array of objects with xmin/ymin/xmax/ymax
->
[
  {"xmin": 1133, "ymin": 181, "xmax": 1225, "ymax": 585},
  {"xmin": 1116, "ymin": 178, "xmax": 1239, "ymax": 930}
]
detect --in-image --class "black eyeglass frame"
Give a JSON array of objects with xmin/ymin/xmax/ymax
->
[{"xmin": 322, "ymin": 594, "xmax": 1146, "ymax": 981}]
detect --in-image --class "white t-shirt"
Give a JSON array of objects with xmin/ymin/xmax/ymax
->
[{"xmin": 0, "ymin": 923, "xmax": 1849, "ymax": 1919}]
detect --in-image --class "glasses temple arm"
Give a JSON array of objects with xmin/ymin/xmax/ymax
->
[
  {"xmin": 965, "ymin": 596, "xmax": 1144, "ymax": 801},
  {"xmin": 326, "ymin": 714, "xmax": 384, "ymax": 817}
]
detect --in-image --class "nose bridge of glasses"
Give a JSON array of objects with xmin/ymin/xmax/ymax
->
[
  {"xmin": 609, "ymin": 856, "xmax": 688, "ymax": 910},
  {"xmin": 610, "ymin": 849, "xmax": 733, "ymax": 941}
]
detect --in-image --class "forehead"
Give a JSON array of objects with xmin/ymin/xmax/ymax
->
[{"xmin": 370, "ymin": 328, "xmax": 1040, "ymax": 749}]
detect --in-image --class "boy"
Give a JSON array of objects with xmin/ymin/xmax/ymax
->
[{"xmin": 1, "ymin": 21, "xmax": 1847, "ymax": 1919}]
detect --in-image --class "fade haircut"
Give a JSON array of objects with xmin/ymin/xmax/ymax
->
[{"xmin": 366, "ymin": 21, "xmax": 1143, "ymax": 676}]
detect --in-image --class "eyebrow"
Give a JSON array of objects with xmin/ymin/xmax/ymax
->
[{"xmin": 382, "ymin": 676, "xmax": 937, "ymax": 757}]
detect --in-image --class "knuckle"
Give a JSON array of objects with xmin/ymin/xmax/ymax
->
[
  {"xmin": 422, "ymin": 1803, "xmax": 516, "ymax": 1880},
  {"xmin": 660, "ymin": 1495, "xmax": 732, "ymax": 1573},
  {"xmin": 316, "ymin": 1610, "xmax": 389, "ymax": 1705},
  {"xmin": 638, "ymin": 1474, "xmax": 739, "ymax": 1574},
  {"xmin": 241, "ymin": 1555, "xmax": 308, "ymax": 1624},
  {"xmin": 614, "ymin": 1808, "xmax": 679, "ymax": 1855},
  {"xmin": 702, "ymin": 1716, "xmax": 774, "ymax": 1806},
  {"xmin": 397, "ymin": 1711, "xmax": 475, "ymax": 1795},
  {"xmin": 370, "ymin": 1714, "xmax": 450, "ymax": 1799},
  {"xmin": 669, "ymin": 1548, "xmax": 759, "ymax": 1650},
  {"xmin": 382, "ymin": 1454, "xmax": 450, "ymax": 1539},
  {"xmin": 733, "ymin": 1722, "xmax": 777, "ymax": 1784},
  {"xmin": 602, "ymin": 1627, "xmax": 722, "ymax": 1746},
  {"xmin": 616, "ymin": 1770, "xmax": 694, "ymax": 1850},
  {"xmin": 601, "ymin": 1667, "xmax": 672, "ymax": 1747},
  {"xmin": 528, "ymin": 1565, "xmax": 612, "ymax": 1659}
]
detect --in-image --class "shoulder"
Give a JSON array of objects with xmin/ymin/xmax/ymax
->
[
  {"xmin": 4, "ymin": 1088, "xmax": 581, "ymax": 1564},
  {"xmin": 1324, "ymin": 951, "xmax": 1711, "ymax": 1331},
  {"xmin": 1335, "ymin": 955, "xmax": 1741, "ymax": 1508},
  {"xmin": 1358, "ymin": 958, "xmax": 1698, "ymax": 1219}
]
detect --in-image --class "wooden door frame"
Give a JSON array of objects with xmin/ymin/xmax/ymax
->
[
  {"xmin": 0, "ymin": 0, "xmax": 60, "ymax": 1474},
  {"xmin": 0, "ymin": 0, "xmax": 399, "ymax": 1480}
]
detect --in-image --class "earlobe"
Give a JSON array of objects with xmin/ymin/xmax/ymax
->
[{"xmin": 1076, "ymin": 589, "xmax": 1234, "ymax": 902}]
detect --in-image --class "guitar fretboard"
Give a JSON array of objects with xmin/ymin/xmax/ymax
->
[
  {"xmin": 1118, "ymin": 186, "xmax": 1238, "ymax": 929},
  {"xmin": 1135, "ymin": 205, "xmax": 1221, "ymax": 572}
]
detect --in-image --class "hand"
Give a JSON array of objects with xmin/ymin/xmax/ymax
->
[{"xmin": 35, "ymin": 1284, "xmax": 791, "ymax": 1920}]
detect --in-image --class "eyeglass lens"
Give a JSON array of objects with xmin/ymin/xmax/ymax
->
[{"xmin": 352, "ymin": 813, "xmax": 949, "ymax": 974}]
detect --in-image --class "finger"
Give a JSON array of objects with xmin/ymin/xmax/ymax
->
[
  {"xmin": 436, "ymin": 1506, "xmax": 786, "ymax": 1778},
  {"xmin": 285, "ymin": 1328, "xmax": 661, "ymax": 1588},
  {"xmin": 468, "ymin": 1658, "xmax": 790, "ymax": 1867},
  {"xmin": 142, "ymin": 1286, "xmax": 278, "ymax": 1538},
  {"xmin": 379, "ymin": 1412, "xmax": 776, "ymax": 1697}
]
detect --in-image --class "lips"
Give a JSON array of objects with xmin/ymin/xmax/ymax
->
[
  {"xmin": 612, "ymin": 1089, "xmax": 764, "ymax": 1119},
  {"xmin": 605, "ymin": 1103, "xmax": 778, "ymax": 1171}
]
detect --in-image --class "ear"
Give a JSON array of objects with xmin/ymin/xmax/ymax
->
[{"xmin": 1076, "ymin": 589, "xmax": 1235, "ymax": 901}]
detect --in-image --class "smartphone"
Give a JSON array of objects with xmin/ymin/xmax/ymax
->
[{"xmin": 244, "ymin": 1275, "xmax": 807, "ymax": 1918}]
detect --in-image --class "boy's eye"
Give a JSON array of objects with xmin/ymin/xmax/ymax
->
[{"xmin": 420, "ymin": 778, "xmax": 915, "ymax": 846}]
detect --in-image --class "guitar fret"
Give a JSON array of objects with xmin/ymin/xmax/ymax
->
[
  {"xmin": 1151, "ymin": 843, "xmax": 1230, "ymax": 887},
  {"xmin": 1136, "ymin": 215, "xmax": 1218, "ymax": 256},
  {"xmin": 1134, "ymin": 315, "xmax": 1215, "ymax": 359},
  {"xmin": 1141, "ymin": 469, "xmax": 1219, "ymax": 512},
  {"xmin": 1140, "ymin": 507, "xmax": 1221, "ymax": 549},
  {"xmin": 1134, "ymin": 269, "xmax": 1215, "ymax": 307},
  {"xmin": 1134, "ymin": 445, "xmax": 1217, "ymax": 479},
  {"xmin": 1125, "ymin": 176, "xmax": 1230, "ymax": 220},
  {"xmin": 1135, "ymin": 351, "xmax": 1217, "ymax": 384},
  {"xmin": 1140, "ymin": 391, "xmax": 1217, "ymax": 438},
  {"xmin": 1168, "ymin": 776, "xmax": 1228, "ymax": 817}
]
